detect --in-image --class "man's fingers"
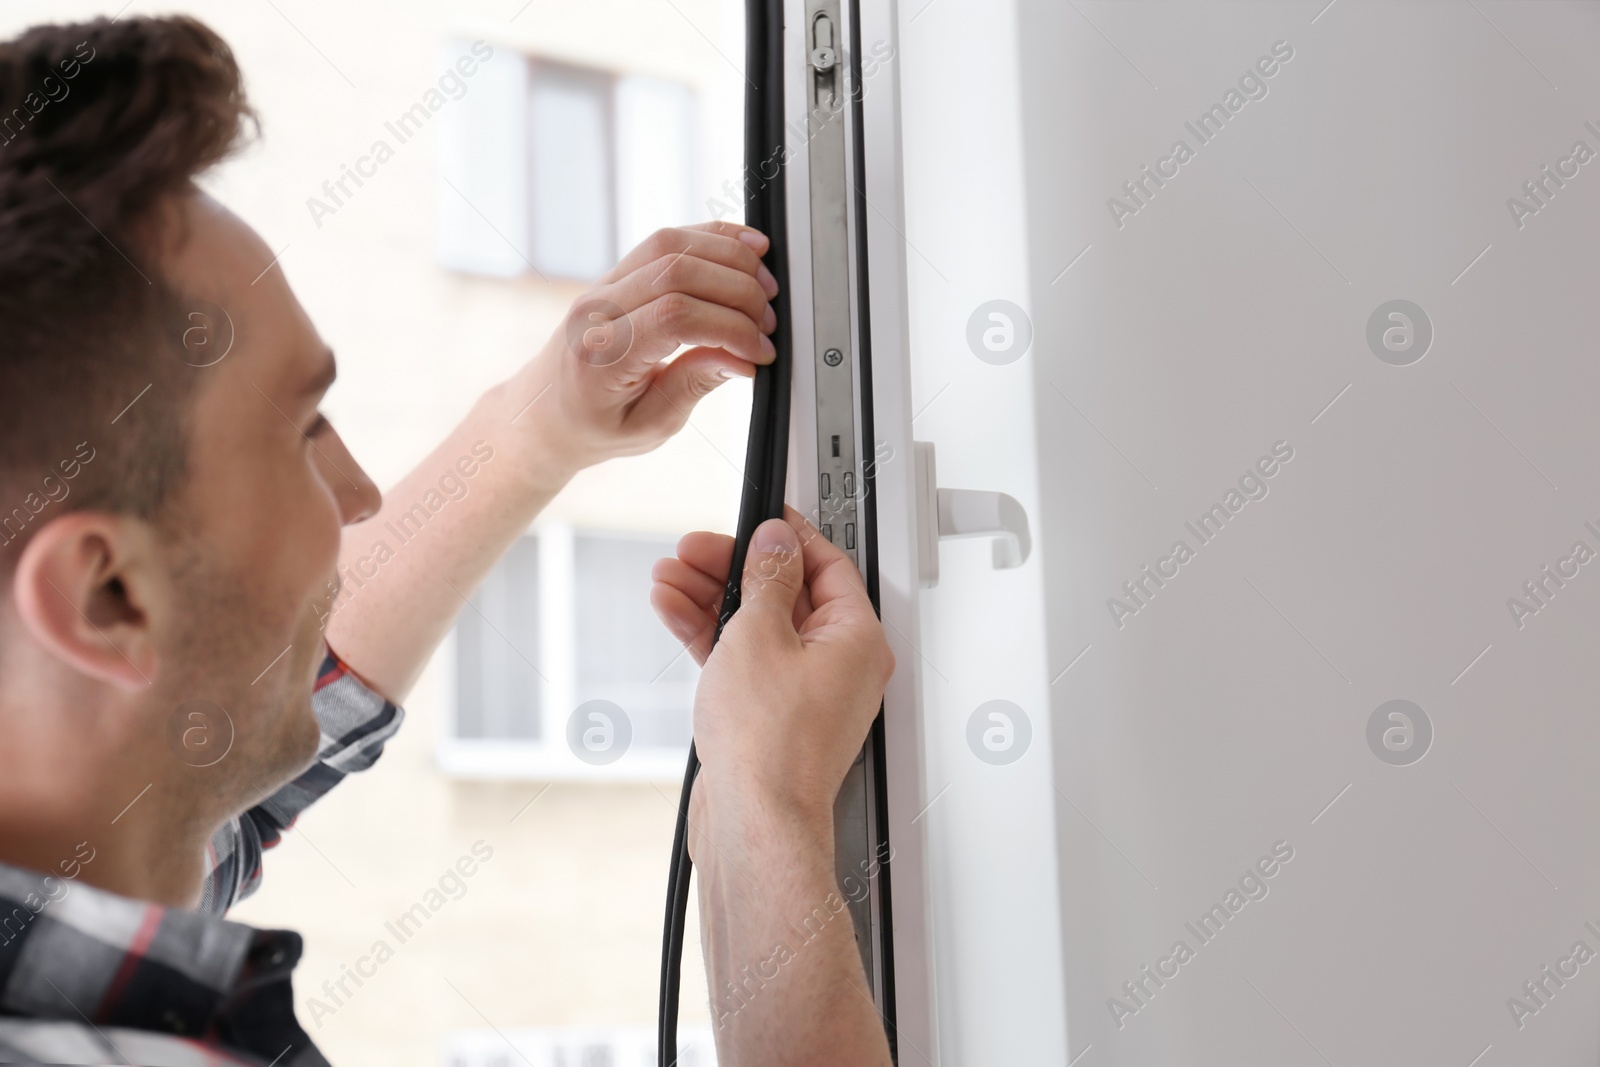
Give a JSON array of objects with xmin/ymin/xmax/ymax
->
[
  {"xmin": 612, "ymin": 292, "xmax": 774, "ymax": 374},
  {"xmin": 774, "ymin": 506, "xmax": 894, "ymax": 684},
  {"xmin": 628, "ymin": 349, "xmax": 754, "ymax": 433},
  {"xmin": 676, "ymin": 530, "xmax": 735, "ymax": 582},
  {"xmin": 652, "ymin": 545, "xmax": 728, "ymax": 614},
  {"xmin": 598, "ymin": 224, "xmax": 774, "ymax": 293},
  {"xmin": 611, "ymin": 253, "xmax": 775, "ymax": 339},
  {"xmin": 601, "ymin": 224, "xmax": 770, "ymax": 285},
  {"xmin": 654, "ymin": 529, "xmax": 816, "ymax": 633},
  {"xmin": 671, "ymin": 512, "xmax": 859, "ymax": 629},
  {"xmin": 649, "ymin": 581, "xmax": 718, "ymax": 667},
  {"xmin": 737, "ymin": 518, "xmax": 808, "ymax": 635},
  {"xmin": 780, "ymin": 504, "xmax": 873, "ymax": 616},
  {"xmin": 679, "ymin": 219, "xmax": 772, "ymax": 248}
]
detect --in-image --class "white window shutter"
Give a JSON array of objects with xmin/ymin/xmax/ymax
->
[
  {"xmin": 614, "ymin": 75, "xmax": 696, "ymax": 258},
  {"xmin": 436, "ymin": 41, "xmax": 531, "ymax": 276}
]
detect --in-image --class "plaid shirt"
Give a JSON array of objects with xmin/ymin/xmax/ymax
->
[{"xmin": 0, "ymin": 647, "xmax": 404, "ymax": 1066}]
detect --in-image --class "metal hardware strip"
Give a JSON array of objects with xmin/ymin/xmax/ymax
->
[{"xmin": 804, "ymin": 0, "xmax": 890, "ymax": 1017}]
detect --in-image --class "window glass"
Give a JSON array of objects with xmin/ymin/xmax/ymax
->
[
  {"xmin": 454, "ymin": 535, "xmax": 542, "ymax": 741},
  {"xmin": 573, "ymin": 533, "xmax": 698, "ymax": 750},
  {"xmin": 447, "ymin": 530, "xmax": 695, "ymax": 763}
]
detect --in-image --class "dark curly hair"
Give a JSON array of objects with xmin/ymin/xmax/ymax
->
[{"xmin": 0, "ymin": 15, "xmax": 256, "ymax": 556}]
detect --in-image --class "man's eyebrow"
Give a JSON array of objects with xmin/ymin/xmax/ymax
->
[{"xmin": 300, "ymin": 349, "xmax": 338, "ymax": 398}]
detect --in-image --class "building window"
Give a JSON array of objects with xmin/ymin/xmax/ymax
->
[
  {"xmin": 437, "ymin": 42, "xmax": 697, "ymax": 280},
  {"xmin": 440, "ymin": 523, "xmax": 698, "ymax": 779}
]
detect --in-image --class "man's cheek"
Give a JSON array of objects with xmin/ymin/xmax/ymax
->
[
  {"xmin": 291, "ymin": 475, "xmax": 346, "ymax": 603},
  {"xmin": 300, "ymin": 596, "xmax": 335, "ymax": 646},
  {"xmin": 227, "ymin": 464, "xmax": 342, "ymax": 617},
  {"xmin": 248, "ymin": 514, "xmax": 341, "ymax": 664}
]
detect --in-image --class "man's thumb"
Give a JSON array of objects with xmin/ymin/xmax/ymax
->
[{"xmin": 741, "ymin": 517, "xmax": 803, "ymax": 622}]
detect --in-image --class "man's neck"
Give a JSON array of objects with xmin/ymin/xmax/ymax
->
[{"xmin": 0, "ymin": 780, "xmax": 212, "ymax": 909}]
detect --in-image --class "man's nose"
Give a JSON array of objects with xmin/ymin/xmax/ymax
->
[{"xmin": 319, "ymin": 426, "xmax": 382, "ymax": 524}]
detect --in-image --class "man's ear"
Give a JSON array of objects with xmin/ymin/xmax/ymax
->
[{"xmin": 9, "ymin": 512, "xmax": 164, "ymax": 691}]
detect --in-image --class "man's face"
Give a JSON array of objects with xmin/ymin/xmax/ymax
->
[{"xmin": 154, "ymin": 192, "xmax": 379, "ymax": 820}]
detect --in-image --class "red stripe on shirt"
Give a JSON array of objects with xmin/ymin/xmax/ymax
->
[
  {"xmin": 96, "ymin": 904, "xmax": 163, "ymax": 1020},
  {"xmin": 314, "ymin": 659, "xmax": 346, "ymax": 691}
]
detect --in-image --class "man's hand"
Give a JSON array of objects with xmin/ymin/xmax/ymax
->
[
  {"xmin": 521, "ymin": 221, "xmax": 779, "ymax": 478},
  {"xmin": 651, "ymin": 507, "xmax": 895, "ymax": 1065},
  {"xmin": 652, "ymin": 506, "xmax": 893, "ymax": 828}
]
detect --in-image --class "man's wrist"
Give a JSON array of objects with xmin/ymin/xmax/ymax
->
[
  {"xmin": 484, "ymin": 363, "xmax": 587, "ymax": 490},
  {"xmin": 690, "ymin": 767, "xmax": 837, "ymax": 869}
]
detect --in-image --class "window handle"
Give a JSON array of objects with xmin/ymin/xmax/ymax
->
[{"xmin": 915, "ymin": 441, "xmax": 1032, "ymax": 587}]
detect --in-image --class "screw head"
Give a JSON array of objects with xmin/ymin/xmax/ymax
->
[{"xmin": 823, "ymin": 347, "xmax": 843, "ymax": 367}]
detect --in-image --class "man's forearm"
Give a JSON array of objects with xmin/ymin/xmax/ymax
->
[
  {"xmin": 323, "ymin": 365, "xmax": 572, "ymax": 702},
  {"xmin": 693, "ymin": 781, "xmax": 893, "ymax": 1066}
]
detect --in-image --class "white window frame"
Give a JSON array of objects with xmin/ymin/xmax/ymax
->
[{"xmin": 437, "ymin": 520, "xmax": 696, "ymax": 781}]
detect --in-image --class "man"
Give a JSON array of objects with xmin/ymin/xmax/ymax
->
[{"xmin": 0, "ymin": 14, "xmax": 893, "ymax": 1067}]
